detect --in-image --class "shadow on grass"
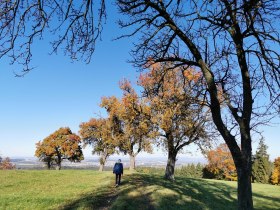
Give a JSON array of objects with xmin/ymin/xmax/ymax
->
[
  {"xmin": 58, "ymin": 179, "xmax": 119, "ymax": 210},
  {"xmin": 109, "ymin": 173, "xmax": 237, "ymax": 210},
  {"xmin": 57, "ymin": 173, "xmax": 280, "ymax": 210},
  {"xmin": 252, "ymin": 190, "xmax": 280, "ymax": 210},
  {"xmin": 109, "ymin": 174, "xmax": 280, "ymax": 210}
]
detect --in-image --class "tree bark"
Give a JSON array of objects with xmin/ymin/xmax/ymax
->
[
  {"xmin": 237, "ymin": 165, "xmax": 253, "ymax": 210},
  {"xmin": 129, "ymin": 154, "xmax": 136, "ymax": 171},
  {"xmin": 56, "ymin": 162, "xmax": 61, "ymax": 170},
  {"xmin": 99, "ymin": 163, "xmax": 105, "ymax": 171},
  {"xmin": 55, "ymin": 149, "xmax": 62, "ymax": 170},
  {"xmin": 235, "ymin": 131, "xmax": 253, "ymax": 210},
  {"xmin": 164, "ymin": 151, "xmax": 177, "ymax": 180},
  {"xmin": 47, "ymin": 161, "xmax": 51, "ymax": 170},
  {"xmin": 99, "ymin": 151, "xmax": 107, "ymax": 172}
]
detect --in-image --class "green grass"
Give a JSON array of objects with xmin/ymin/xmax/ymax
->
[
  {"xmin": 0, "ymin": 170, "xmax": 115, "ymax": 210},
  {"xmin": 0, "ymin": 170, "xmax": 279, "ymax": 210}
]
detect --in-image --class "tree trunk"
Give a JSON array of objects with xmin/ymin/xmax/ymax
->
[
  {"xmin": 237, "ymin": 166, "xmax": 253, "ymax": 210},
  {"xmin": 99, "ymin": 163, "xmax": 105, "ymax": 171},
  {"xmin": 129, "ymin": 154, "xmax": 136, "ymax": 171},
  {"xmin": 236, "ymin": 133, "xmax": 253, "ymax": 210},
  {"xmin": 99, "ymin": 150, "xmax": 108, "ymax": 172},
  {"xmin": 164, "ymin": 152, "xmax": 177, "ymax": 180},
  {"xmin": 55, "ymin": 150, "xmax": 62, "ymax": 170},
  {"xmin": 56, "ymin": 162, "xmax": 61, "ymax": 170},
  {"xmin": 47, "ymin": 161, "xmax": 51, "ymax": 170}
]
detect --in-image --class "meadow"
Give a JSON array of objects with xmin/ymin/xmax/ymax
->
[{"xmin": 0, "ymin": 170, "xmax": 279, "ymax": 210}]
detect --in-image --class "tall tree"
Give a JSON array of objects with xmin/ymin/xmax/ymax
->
[
  {"xmin": 116, "ymin": 1, "xmax": 280, "ymax": 209},
  {"xmin": 271, "ymin": 157, "xmax": 280, "ymax": 185},
  {"xmin": 35, "ymin": 127, "xmax": 84, "ymax": 170},
  {"xmin": 79, "ymin": 118, "xmax": 116, "ymax": 171},
  {"xmin": 252, "ymin": 138, "xmax": 272, "ymax": 183},
  {"xmin": 101, "ymin": 81, "xmax": 153, "ymax": 170},
  {"xmin": 138, "ymin": 63, "xmax": 209, "ymax": 180}
]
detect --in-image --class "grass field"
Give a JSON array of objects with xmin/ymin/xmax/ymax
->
[{"xmin": 0, "ymin": 170, "xmax": 279, "ymax": 210}]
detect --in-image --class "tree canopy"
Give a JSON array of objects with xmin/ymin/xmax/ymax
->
[
  {"xmin": 101, "ymin": 81, "xmax": 153, "ymax": 170},
  {"xmin": 79, "ymin": 117, "xmax": 116, "ymax": 171},
  {"xmin": 35, "ymin": 127, "xmax": 84, "ymax": 170},
  {"xmin": 138, "ymin": 62, "xmax": 210, "ymax": 179}
]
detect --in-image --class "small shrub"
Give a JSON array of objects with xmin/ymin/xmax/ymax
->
[{"xmin": 0, "ymin": 157, "xmax": 15, "ymax": 170}]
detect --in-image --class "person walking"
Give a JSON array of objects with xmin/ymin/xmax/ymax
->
[{"xmin": 113, "ymin": 159, "xmax": 123, "ymax": 187}]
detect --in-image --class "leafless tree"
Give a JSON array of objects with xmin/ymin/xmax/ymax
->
[
  {"xmin": 116, "ymin": 0, "xmax": 280, "ymax": 209},
  {"xmin": 0, "ymin": 0, "xmax": 106, "ymax": 74}
]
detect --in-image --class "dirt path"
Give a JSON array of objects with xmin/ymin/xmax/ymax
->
[{"xmin": 97, "ymin": 181, "xmax": 120, "ymax": 210}]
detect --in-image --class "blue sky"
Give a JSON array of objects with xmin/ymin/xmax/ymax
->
[{"xmin": 0, "ymin": 4, "xmax": 279, "ymax": 161}]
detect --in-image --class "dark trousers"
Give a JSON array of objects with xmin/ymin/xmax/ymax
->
[{"xmin": 115, "ymin": 173, "xmax": 121, "ymax": 185}]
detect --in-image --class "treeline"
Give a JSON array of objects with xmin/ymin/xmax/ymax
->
[
  {"xmin": 203, "ymin": 140, "xmax": 280, "ymax": 185},
  {"xmin": 136, "ymin": 140, "xmax": 280, "ymax": 185}
]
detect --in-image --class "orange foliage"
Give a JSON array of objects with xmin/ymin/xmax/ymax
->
[
  {"xmin": 138, "ymin": 62, "xmax": 208, "ymax": 149},
  {"xmin": 100, "ymin": 83, "xmax": 153, "ymax": 158},
  {"xmin": 79, "ymin": 118, "xmax": 115, "ymax": 154},
  {"xmin": 35, "ymin": 127, "xmax": 83, "ymax": 169},
  {"xmin": 205, "ymin": 144, "xmax": 237, "ymax": 180},
  {"xmin": 79, "ymin": 117, "xmax": 115, "ymax": 169},
  {"xmin": 271, "ymin": 157, "xmax": 280, "ymax": 185},
  {"xmin": 0, "ymin": 157, "xmax": 15, "ymax": 170}
]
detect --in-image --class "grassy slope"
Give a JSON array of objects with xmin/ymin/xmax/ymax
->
[{"xmin": 0, "ymin": 170, "xmax": 279, "ymax": 210}]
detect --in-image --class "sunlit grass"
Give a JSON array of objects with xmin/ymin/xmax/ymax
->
[
  {"xmin": 0, "ymin": 170, "xmax": 114, "ymax": 209},
  {"xmin": 0, "ymin": 170, "xmax": 279, "ymax": 210}
]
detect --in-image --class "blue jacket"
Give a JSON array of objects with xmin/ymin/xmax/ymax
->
[{"xmin": 113, "ymin": 163, "xmax": 123, "ymax": 174}]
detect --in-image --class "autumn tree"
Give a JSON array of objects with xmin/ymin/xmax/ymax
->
[
  {"xmin": 101, "ymin": 80, "xmax": 153, "ymax": 170},
  {"xmin": 79, "ymin": 118, "xmax": 116, "ymax": 171},
  {"xmin": 252, "ymin": 138, "xmax": 272, "ymax": 184},
  {"xmin": 138, "ymin": 63, "xmax": 210, "ymax": 180},
  {"xmin": 35, "ymin": 127, "xmax": 84, "ymax": 170},
  {"xmin": 116, "ymin": 1, "xmax": 280, "ymax": 209},
  {"xmin": 203, "ymin": 144, "xmax": 237, "ymax": 181},
  {"xmin": 271, "ymin": 157, "xmax": 280, "ymax": 185}
]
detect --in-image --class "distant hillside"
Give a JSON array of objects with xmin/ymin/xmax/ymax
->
[{"xmin": 10, "ymin": 155, "xmax": 207, "ymax": 170}]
